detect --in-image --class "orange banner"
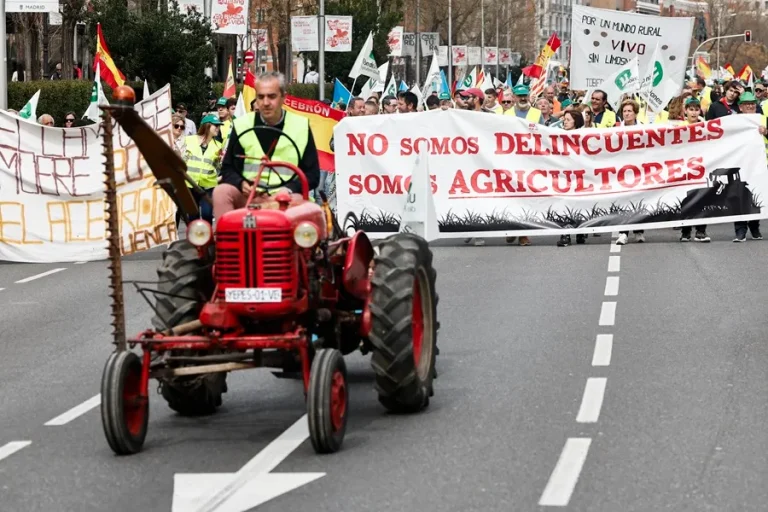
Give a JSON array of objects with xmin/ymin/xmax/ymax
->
[{"xmin": 283, "ymin": 95, "xmax": 345, "ymax": 172}]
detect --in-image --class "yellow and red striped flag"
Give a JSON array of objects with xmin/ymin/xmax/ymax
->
[
  {"xmin": 724, "ymin": 63, "xmax": 735, "ymax": 77},
  {"xmin": 528, "ymin": 33, "xmax": 561, "ymax": 79},
  {"xmin": 93, "ymin": 23, "xmax": 125, "ymax": 90},
  {"xmin": 696, "ymin": 56, "xmax": 711, "ymax": 79},
  {"xmin": 738, "ymin": 64, "xmax": 753, "ymax": 82},
  {"xmin": 242, "ymin": 69, "xmax": 256, "ymax": 112},
  {"xmin": 283, "ymin": 95, "xmax": 345, "ymax": 172},
  {"xmin": 223, "ymin": 56, "xmax": 236, "ymax": 99}
]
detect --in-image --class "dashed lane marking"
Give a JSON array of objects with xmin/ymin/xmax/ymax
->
[
  {"xmin": 576, "ymin": 378, "xmax": 607, "ymax": 423},
  {"xmin": 592, "ymin": 334, "xmax": 613, "ymax": 367},
  {"xmin": 607, "ymin": 256, "xmax": 620, "ymax": 272},
  {"xmin": 604, "ymin": 276, "xmax": 620, "ymax": 296},
  {"xmin": 15, "ymin": 268, "xmax": 66, "ymax": 284},
  {"xmin": 539, "ymin": 438, "xmax": 593, "ymax": 506},
  {"xmin": 610, "ymin": 243, "xmax": 621, "ymax": 253},
  {"xmin": 0, "ymin": 441, "xmax": 31, "ymax": 462},
  {"xmin": 599, "ymin": 302, "xmax": 616, "ymax": 326},
  {"xmin": 45, "ymin": 394, "xmax": 101, "ymax": 426}
]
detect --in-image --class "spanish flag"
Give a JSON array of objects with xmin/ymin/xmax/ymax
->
[
  {"xmin": 696, "ymin": 56, "xmax": 711, "ymax": 79},
  {"xmin": 93, "ymin": 23, "xmax": 125, "ymax": 90},
  {"xmin": 527, "ymin": 33, "xmax": 561, "ymax": 79},
  {"xmin": 283, "ymin": 95, "xmax": 345, "ymax": 172},
  {"xmin": 738, "ymin": 64, "xmax": 753, "ymax": 82},
  {"xmin": 243, "ymin": 69, "xmax": 256, "ymax": 112},
  {"xmin": 724, "ymin": 63, "xmax": 735, "ymax": 77}
]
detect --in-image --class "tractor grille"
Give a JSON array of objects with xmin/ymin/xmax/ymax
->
[{"xmin": 215, "ymin": 230, "xmax": 295, "ymax": 300}]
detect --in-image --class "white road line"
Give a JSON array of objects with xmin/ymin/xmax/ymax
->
[
  {"xmin": 607, "ymin": 256, "xmax": 620, "ymax": 272},
  {"xmin": 610, "ymin": 243, "xmax": 621, "ymax": 253},
  {"xmin": 15, "ymin": 268, "xmax": 66, "ymax": 284},
  {"xmin": 604, "ymin": 276, "xmax": 620, "ymax": 296},
  {"xmin": 599, "ymin": 301, "xmax": 617, "ymax": 326},
  {"xmin": 45, "ymin": 394, "xmax": 101, "ymax": 426},
  {"xmin": 0, "ymin": 288, "xmax": 5, "ymax": 292},
  {"xmin": 0, "ymin": 441, "xmax": 31, "ymax": 462},
  {"xmin": 576, "ymin": 378, "xmax": 608, "ymax": 423},
  {"xmin": 592, "ymin": 334, "xmax": 613, "ymax": 366},
  {"xmin": 74, "ymin": 261, "xmax": 87, "ymax": 265},
  {"xmin": 539, "ymin": 438, "xmax": 593, "ymax": 506}
]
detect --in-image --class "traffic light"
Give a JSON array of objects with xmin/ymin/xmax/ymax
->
[{"xmin": 745, "ymin": 30, "xmax": 752, "ymax": 42}]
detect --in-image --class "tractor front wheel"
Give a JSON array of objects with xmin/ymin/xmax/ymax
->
[
  {"xmin": 307, "ymin": 348, "xmax": 348, "ymax": 454},
  {"xmin": 368, "ymin": 233, "xmax": 438, "ymax": 414},
  {"xmin": 101, "ymin": 350, "xmax": 149, "ymax": 455}
]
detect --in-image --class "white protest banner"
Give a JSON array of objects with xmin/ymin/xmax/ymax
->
[
  {"xmin": 324, "ymin": 15, "xmax": 352, "ymax": 52},
  {"xmin": 468, "ymin": 47, "xmax": 481, "ymax": 66},
  {"xmin": 483, "ymin": 47, "xmax": 498, "ymax": 66},
  {"xmin": 388, "ymin": 26, "xmax": 404, "ymax": 57},
  {"xmin": 452, "ymin": 45, "xmax": 467, "ymax": 66},
  {"xmin": 335, "ymin": 110, "xmax": 768, "ymax": 238},
  {"xmin": 291, "ymin": 16, "xmax": 319, "ymax": 52},
  {"xmin": 211, "ymin": 0, "xmax": 248, "ymax": 35},
  {"xmin": 570, "ymin": 5, "xmax": 693, "ymax": 91},
  {"xmin": 0, "ymin": 84, "xmax": 178, "ymax": 263}
]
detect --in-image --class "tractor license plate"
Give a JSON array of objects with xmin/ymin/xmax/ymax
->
[{"xmin": 225, "ymin": 288, "xmax": 282, "ymax": 303}]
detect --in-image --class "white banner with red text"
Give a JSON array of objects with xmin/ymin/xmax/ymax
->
[
  {"xmin": 334, "ymin": 110, "xmax": 768, "ymax": 238},
  {"xmin": 0, "ymin": 84, "xmax": 177, "ymax": 263}
]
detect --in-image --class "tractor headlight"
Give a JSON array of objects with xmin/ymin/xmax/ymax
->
[
  {"xmin": 294, "ymin": 222, "xmax": 319, "ymax": 248},
  {"xmin": 188, "ymin": 219, "xmax": 212, "ymax": 247}
]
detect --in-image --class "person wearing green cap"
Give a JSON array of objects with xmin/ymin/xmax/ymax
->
[
  {"xmin": 438, "ymin": 92, "xmax": 452, "ymax": 110},
  {"xmin": 675, "ymin": 97, "xmax": 711, "ymax": 242},
  {"xmin": 503, "ymin": 84, "xmax": 542, "ymax": 125},
  {"xmin": 216, "ymin": 96, "xmax": 237, "ymax": 147},
  {"xmin": 730, "ymin": 90, "xmax": 764, "ymax": 241},
  {"xmin": 177, "ymin": 113, "xmax": 224, "ymax": 226}
]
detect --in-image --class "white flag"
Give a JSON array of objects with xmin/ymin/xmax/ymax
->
[
  {"xmin": 83, "ymin": 62, "xmax": 109, "ymax": 122},
  {"xmin": 422, "ymin": 52, "xmax": 440, "ymax": 95},
  {"xmin": 143, "ymin": 79, "xmax": 150, "ymax": 99},
  {"xmin": 18, "ymin": 90, "xmax": 40, "ymax": 120},
  {"xmin": 599, "ymin": 56, "xmax": 641, "ymax": 111},
  {"xmin": 235, "ymin": 92, "xmax": 247, "ymax": 118},
  {"xmin": 348, "ymin": 32, "xmax": 379, "ymax": 80},
  {"xmin": 398, "ymin": 153, "xmax": 439, "ymax": 242},
  {"xmin": 639, "ymin": 44, "xmax": 680, "ymax": 112}
]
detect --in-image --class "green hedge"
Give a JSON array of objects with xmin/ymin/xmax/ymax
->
[{"xmin": 8, "ymin": 80, "xmax": 335, "ymax": 127}]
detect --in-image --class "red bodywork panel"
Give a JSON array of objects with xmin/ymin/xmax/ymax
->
[
  {"xmin": 209, "ymin": 199, "xmax": 326, "ymax": 322},
  {"xmin": 342, "ymin": 231, "xmax": 374, "ymax": 300}
]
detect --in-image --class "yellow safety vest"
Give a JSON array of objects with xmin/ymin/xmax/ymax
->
[
  {"xmin": 594, "ymin": 109, "xmax": 617, "ymax": 128},
  {"xmin": 219, "ymin": 118, "xmax": 233, "ymax": 147},
  {"xmin": 762, "ymin": 113, "xmax": 768, "ymax": 160},
  {"xmin": 699, "ymin": 87, "xmax": 712, "ymax": 113},
  {"xmin": 504, "ymin": 106, "xmax": 542, "ymax": 123},
  {"xmin": 232, "ymin": 109, "xmax": 312, "ymax": 197},
  {"xmin": 184, "ymin": 135, "xmax": 222, "ymax": 189}
]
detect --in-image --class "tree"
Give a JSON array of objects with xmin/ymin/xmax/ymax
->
[
  {"xmin": 84, "ymin": 0, "xmax": 216, "ymax": 114},
  {"xmin": 60, "ymin": 0, "xmax": 87, "ymax": 79},
  {"xmin": 303, "ymin": 0, "xmax": 404, "ymax": 89}
]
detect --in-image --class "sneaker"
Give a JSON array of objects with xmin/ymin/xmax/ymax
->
[
  {"xmin": 557, "ymin": 235, "xmax": 571, "ymax": 247},
  {"xmin": 634, "ymin": 233, "xmax": 645, "ymax": 243},
  {"xmin": 576, "ymin": 234, "xmax": 586, "ymax": 244},
  {"xmin": 750, "ymin": 231, "xmax": 763, "ymax": 240},
  {"xmin": 733, "ymin": 235, "xmax": 746, "ymax": 242},
  {"xmin": 505, "ymin": 236, "xmax": 517, "ymax": 244},
  {"xmin": 694, "ymin": 231, "xmax": 711, "ymax": 242},
  {"xmin": 680, "ymin": 233, "xmax": 691, "ymax": 242},
  {"xmin": 519, "ymin": 236, "xmax": 531, "ymax": 246},
  {"xmin": 616, "ymin": 233, "xmax": 628, "ymax": 245}
]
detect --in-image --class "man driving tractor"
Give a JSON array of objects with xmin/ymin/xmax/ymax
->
[{"xmin": 212, "ymin": 71, "xmax": 321, "ymax": 223}]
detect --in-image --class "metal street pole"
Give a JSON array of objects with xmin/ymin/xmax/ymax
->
[
  {"xmin": 448, "ymin": 0, "xmax": 452, "ymax": 88},
  {"xmin": 691, "ymin": 33, "xmax": 743, "ymax": 79},
  {"xmin": 318, "ymin": 0, "xmax": 325, "ymax": 100},
  {"xmin": 204, "ymin": 0, "xmax": 213, "ymax": 79},
  {"xmin": 506, "ymin": 0, "xmax": 510, "ymax": 79},
  {"xmin": 0, "ymin": 0, "xmax": 6, "ymax": 110},
  {"xmin": 495, "ymin": 7, "xmax": 499, "ymax": 79},
  {"xmin": 481, "ymin": 0, "xmax": 484, "ymax": 76},
  {"xmin": 415, "ymin": 0, "xmax": 420, "ymax": 85}
]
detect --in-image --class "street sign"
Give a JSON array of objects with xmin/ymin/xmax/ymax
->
[{"xmin": 244, "ymin": 50, "xmax": 255, "ymax": 63}]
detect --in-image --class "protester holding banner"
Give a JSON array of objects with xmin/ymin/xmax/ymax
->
[
  {"xmin": 678, "ymin": 97, "xmax": 711, "ymax": 243},
  {"xmin": 706, "ymin": 81, "xmax": 742, "ymax": 120},
  {"xmin": 734, "ymin": 91, "xmax": 763, "ymax": 242},
  {"xmin": 504, "ymin": 85, "xmax": 542, "ymax": 124},
  {"xmin": 590, "ymin": 90, "xmax": 616, "ymax": 128}
]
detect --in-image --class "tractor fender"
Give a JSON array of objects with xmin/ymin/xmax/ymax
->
[{"xmin": 342, "ymin": 230, "xmax": 374, "ymax": 300}]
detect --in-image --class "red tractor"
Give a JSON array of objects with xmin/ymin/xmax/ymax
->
[{"xmin": 99, "ymin": 87, "xmax": 439, "ymax": 455}]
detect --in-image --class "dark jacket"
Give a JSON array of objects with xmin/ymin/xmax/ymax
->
[
  {"xmin": 705, "ymin": 98, "xmax": 740, "ymax": 120},
  {"xmin": 219, "ymin": 110, "xmax": 321, "ymax": 195}
]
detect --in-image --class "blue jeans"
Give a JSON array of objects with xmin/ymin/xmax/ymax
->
[{"xmin": 176, "ymin": 187, "xmax": 214, "ymax": 226}]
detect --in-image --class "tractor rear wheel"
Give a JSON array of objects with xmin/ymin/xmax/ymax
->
[
  {"xmin": 368, "ymin": 233, "xmax": 438, "ymax": 413},
  {"xmin": 101, "ymin": 350, "xmax": 148, "ymax": 455},
  {"xmin": 152, "ymin": 239, "xmax": 226, "ymax": 417}
]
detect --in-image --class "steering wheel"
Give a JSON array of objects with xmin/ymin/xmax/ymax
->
[{"xmin": 233, "ymin": 124, "xmax": 309, "ymax": 199}]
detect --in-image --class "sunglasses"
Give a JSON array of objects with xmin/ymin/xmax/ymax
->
[
  {"xmin": 65, "ymin": 118, "xmax": 75, "ymax": 122},
  {"xmin": 173, "ymin": 124, "xmax": 185, "ymax": 129},
  {"xmin": 501, "ymin": 100, "xmax": 513, "ymax": 105},
  {"xmin": 756, "ymin": 88, "xmax": 765, "ymax": 93}
]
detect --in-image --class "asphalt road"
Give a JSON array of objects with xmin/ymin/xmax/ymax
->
[{"xmin": 1, "ymin": 222, "xmax": 768, "ymax": 512}]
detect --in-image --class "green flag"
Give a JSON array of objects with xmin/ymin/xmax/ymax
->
[{"xmin": 18, "ymin": 90, "xmax": 40, "ymax": 120}]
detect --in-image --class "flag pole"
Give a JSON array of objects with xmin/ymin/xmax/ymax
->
[
  {"xmin": 448, "ymin": 0, "xmax": 452, "ymax": 88},
  {"xmin": 495, "ymin": 6, "xmax": 499, "ymax": 81},
  {"xmin": 481, "ymin": 0, "xmax": 484, "ymax": 78}
]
